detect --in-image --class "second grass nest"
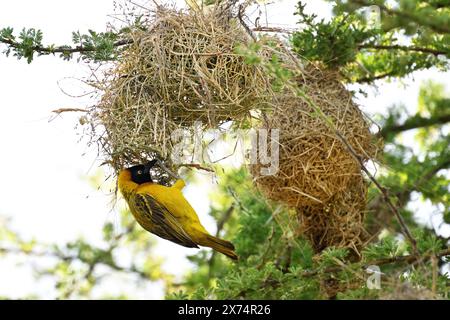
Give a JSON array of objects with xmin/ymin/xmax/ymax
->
[{"xmin": 251, "ymin": 64, "xmax": 377, "ymax": 207}]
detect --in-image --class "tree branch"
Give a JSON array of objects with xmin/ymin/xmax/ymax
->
[
  {"xmin": 355, "ymin": 71, "xmax": 398, "ymax": 83},
  {"xmin": 235, "ymin": 247, "xmax": 450, "ymax": 299},
  {"xmin": 302, "ymin": 247, "xmax": 450, "ymax": 278},
  {"xmin": 358, "ymin": 44, "xmax": 448, "ymax": 57},
  {"xmin": 354, "ymin": 62, "xmax": 425, "ymax": 83},
  {"xmin": 397, "ymin": 156, "xmax": 450, "ymax": 203},
  {"xmin": 0, "ymin": 37, "xmax": 132, "ymax": 55},
  {"xmin": 349, "ymin": 0, "xmax": 450, "ymax": 34},
  {"xmin": 0, "ymin": 245, "xmax": 151, "ymax": 281},
  {"xmin": 378, "ymin": 113, "xmax": 450, "ymax": 138}
]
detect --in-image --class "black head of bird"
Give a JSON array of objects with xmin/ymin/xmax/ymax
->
[{"xmin": 127, "ymin": 160, "xmax": 158, "ymax": 184}]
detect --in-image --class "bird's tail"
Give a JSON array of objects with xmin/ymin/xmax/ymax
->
[{"xmin": 203, "ymin": 234, "xmax": 238, "ymax": 260}]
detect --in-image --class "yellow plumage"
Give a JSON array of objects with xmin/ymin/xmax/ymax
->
[{"xmin": 118, "ymin": 163, "xmax": 238, "ymax": 260}]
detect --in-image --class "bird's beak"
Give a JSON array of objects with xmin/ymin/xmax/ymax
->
[{"xmin": 145, "ymin": 159, "xmax": 158, "ymax": 170}]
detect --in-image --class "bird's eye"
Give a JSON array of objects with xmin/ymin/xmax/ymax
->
[{"xmin": 137, "ymin": 170, "xmax": 143, "ymax": 175}]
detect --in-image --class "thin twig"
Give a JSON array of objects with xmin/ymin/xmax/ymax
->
[
  {"xmin": 252, "ymin": 26, "xmax": 294, "ymax": 34},
  {"xmin": 335, "ymin": 129, "xmax": 419, "ymax": 255},
  {"xmin": 179, "ymin": 163, "xmax": 215, "ymax": 173},
  {"xmin": 367, "ymin": 155, "xmax": 450, "ymax": 235},
  {"xmin": 237, "ymin": 4, "xmax": 256, "ymax": 41},
  {"xmin": 52, "ymin": 107, "xmax": 89, "ymax": 114}
]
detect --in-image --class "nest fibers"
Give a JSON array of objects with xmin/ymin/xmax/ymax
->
[
  {"xmin": 251, "ymin": 65, "xmax": 377, "ymax": 207},
  {"xmin": 89, "ymin": 7, "xmax": 272, "ymax": 172},
  {"xmin": 296, "ymin": 175, "xmax": 368, "ymax": 254}
]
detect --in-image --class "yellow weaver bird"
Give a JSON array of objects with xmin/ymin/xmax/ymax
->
[{"xmin": 118, "ymin": 160, "xmax": 238, "ymax": 260}]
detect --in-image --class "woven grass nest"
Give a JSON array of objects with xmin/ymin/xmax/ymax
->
[
  {"xmin": 89, "ymin": 6, "xmax": 272, "ymax": 172},
  {"xmin": 251, "ymin": 64, "xmax": 377, "ymax": 207}
]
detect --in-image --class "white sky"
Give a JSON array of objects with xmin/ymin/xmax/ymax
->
[{"xmin": 0, "ymin": 0, "xmax": 448, "ymax": 299}]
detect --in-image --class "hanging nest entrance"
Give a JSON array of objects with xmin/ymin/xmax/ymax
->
[
  {"xmin": 88, "ymin": 6, "xmax": 272, "ymax": 174},
  {"xmin": 250, "ymin": 65, "xmax": 377, "ymax": 207}
]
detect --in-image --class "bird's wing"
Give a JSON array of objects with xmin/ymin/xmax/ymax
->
[{"xmin": 132, "ymin": 192, "xmax": 199, "ymax": 248}]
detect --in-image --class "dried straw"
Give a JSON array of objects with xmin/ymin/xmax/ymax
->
[{"xmin": 296, "ymin": 175, "xmax": 368, "ymax": 255}]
